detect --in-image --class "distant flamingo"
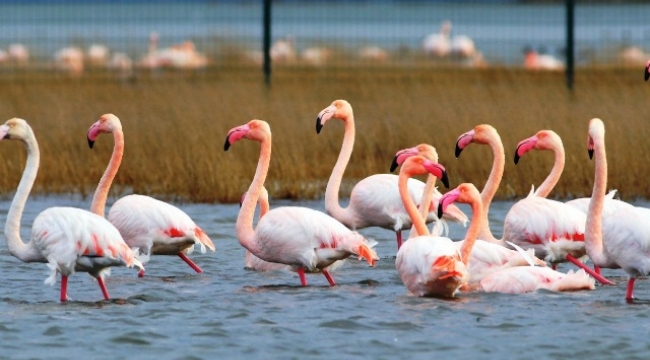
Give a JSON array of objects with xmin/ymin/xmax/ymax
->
[
  {"xmin": 225, "ymin": 119, "xmax": 378, "ymax": 286},
  {"xmin": 455, "ymin": 124, "xmax": 613, "ymax": 285},
  {"xmin": 87, "ymin": 114, "xmax": 215, "ymax": 277},
  {"xmin": 54, "ymin": 46, "xmax": 84, "ymax": 76},
  {"xmin": 396, "ymin": 158, "xmax": 477, "ymax": 298},
  {"xmin": 584, "ymin": 118, "xmax": 650, "ymax": 302},
  {"xmin": 317, "ymin": 100, "xmax": 467, "ymax": 250},
  {"xmin": 422, "ymin": 20, "xmax": 452, "ymax": 57},
  {"xmin": 1, "ymin": 118, "xmax": 143, "ymax": 302}
]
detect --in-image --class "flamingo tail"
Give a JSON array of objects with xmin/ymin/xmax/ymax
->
[{"xmin": 432, "ymin": 256, "xmax": 463, "ymax": 280}]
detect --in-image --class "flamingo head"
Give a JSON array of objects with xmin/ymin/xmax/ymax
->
[
  {"xmin": 224, "ymin": 119, "xmax": 270, "ymax": 151},
  {"xmin": 438, "ymin": 183, "xmax": 480, "ymax": 219},
  {"xmin": 390, "ymin": 144, "xmax": 438, "ymax": 172},
  {"xmin": 455, "ymin": 124, "xmax": 499, "ymax": 158},
  {"xmin": 587, "ymin": 118, "xmax": 604, "ymax": 160},
  {"xmin": 316, "ymin": 99, "xmax": 352, "ymax": 134},
  {"xmin": 0, "ymin": 118, "xmax": 32, "ymax": 142},
  {"xmin": 514, "ymin": 129, "xmax": 562, "ymax": 164},
  {"xmin": 87, "ymin": 113, "xmax": 122, "ymax": 149},
  {"xmin": 645, "ymin": 60, "xmax": 649, "ymax": 81},
  {"xmin": 400, "ymin": 155, "xmax": 449, "ymax": 189}
]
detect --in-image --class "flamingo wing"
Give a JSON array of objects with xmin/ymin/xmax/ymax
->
[{"xmin": 601, "ymin": 208, "xmax": 650, "ymax": 275}]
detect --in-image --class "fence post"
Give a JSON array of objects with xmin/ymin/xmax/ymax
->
[
  {"xmin": 263, "ymin": 0, "xmax": 272, "ymax": 87},
  {"xmin": 566, "ymin": 0, "xmax": 575, "ymax": 90}
]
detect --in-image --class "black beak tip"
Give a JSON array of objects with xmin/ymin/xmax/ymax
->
[
  {"xmin": 437, "ymin": 204, "xmax": 444, "ymax": 219},
  {"xmin": 645, "ymin": 67, "xmax": 649, "ymax": 81},
  {"xmin": 224, "ymin": 139, "xmax": 231, "ymax": 151},
  {"xmin": 514, "ymin": 153, "xmax": 520, "ymax": 165},
  {"xmin": 88, "ymin": 138, "xmax": 94, "ymax": 149},
  {"xmin": 316, "ymin": 118, "xmax": 323, "ymax": 134},
  {"xmin": 389, "ymin": 157, "xmax": 399, "ymax": 172},
  {"xmin": 441, "ymin": 171, "xmax": 450, "ymax": 189},
  {"xmin": 455, "ymin": 144, "xmax": 463, "ymax": 158},
  {"xmin": 588, "ymin": 149, "xmax": 594, "ymax": 159}
]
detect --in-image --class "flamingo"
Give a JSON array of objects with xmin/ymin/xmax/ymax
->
[
  {"xmin": 645, "ymin": 60, "xmax": 649, "ymax": 81},
  {"xmin": 0, "ymin": 118, "xmax": 143, "ymax": 302},
  {"xmin": 395, "ymin": 157, "xmax": 477, "ymax": 298},
  {"xmin": 54, "ymin": 46, "xmax": 84, "ymax": 76},
  {"xmin": 316, "ymin": 99, "xmax": 468, "ymax": 250},
  {"xmin": 478, "ymin": 266, "xmax": 595, "ymax": 294},
  {"xmin": 422, "ymin": 20, "xmax": 452, "ymax": 57},
  {"xmin": 455, "ymin": 124, "xmax": 613, "ymax": 285},
  {"xmin": 224, "ymin": 119, "xmax": 379, "ymax": 286},
  {"xmin": 87, "ymin": 114, "xmax": 215, "ymax": 277},
  {"xmin": 584, "ymin": 118, "xmax": 650, "ymax": 302},
  {"xmin": 393, "ymin": 145, "xmax": 547, "ymax": 285}
]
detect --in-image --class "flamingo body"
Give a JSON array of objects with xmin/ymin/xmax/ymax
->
[{"xmin": 479, "ymin": 266, "xmax": 595, "ymax": 294}]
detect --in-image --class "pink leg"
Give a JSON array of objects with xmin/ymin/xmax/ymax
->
[
  {"xmin": 566, "ymin": 254, "xmax": 615, "ymax": 285},
  {"xmin": 297, "ymin": 268, "xmax": 307, "ymax": 286},
  {"xmin": 138, "ymin": 269, "xmax": 145, "ymax": 278},
  {"xmin": 177, "ymin": 252, "xmax": 203, "ymax": 273},
  {"xmin": 396, "ymin": 231, "xmax": 403, "ymax": 250},
  {"xmin": 60, "ymin": 275, "xmax": 68, "ymax": 303},
  {"xmin": 594, "ymin": 266, "xmax": 601, "ymax": 275},
  {"xmin": 322, "ymin": 269, "xmax": 336, "ymax": 286},
  {"xmin": 626, "ymin": 278, "xmax": 636, "ymax": 303},
  {"xmin": 97, "ymin": 277, "xmax": 110, "ymax": 300}
]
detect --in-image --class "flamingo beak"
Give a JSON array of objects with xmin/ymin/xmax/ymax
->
[
  {"xmin": 390, "ymin": 155, "xmax": 400, "ymax": 172},
  {"xmin": 454, "ymin": 141, "xmax": 463, "ymax": 158},
  {"xmin": 316, "ymin": 105, "xmax": 336, "ymax": 134},
  {"xmin": 224, "ymin": 135, "xmax": 233, "ymax": 151},
  {"xmin": 645, "ymin": 60, "xmax": 650, "ymax": 81},
  {"xmin": 87, "ymin": 121, "xmax": 102, "ymax": 149},
  {"xmin": 588, "ymin": 149, "xmax": 594, "ymax": 160},
  {"xmin": 437, "ymin": 188, "xmax": 460, "ymax": 219}
]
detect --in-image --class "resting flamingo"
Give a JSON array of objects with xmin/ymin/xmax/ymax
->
[
  {"xmin": 395, "ymin": 156, "xmax": 475, "ymax": 297},
  {"xmin": 1, "ymin": 118, "xmax": 142, "ymax": 302},
  {"xmin": 393, "ymin": 145, "xmax": 547, "ymax": 285},
  {"xmin": 87, "ymin": 114, "xmax": 215, "ymax": 277},
  {"xmin": 316, "ymin": 99, "xmax": 467, "ymax": 250},
  {"xmin": 455, "ymin": 124, "xmax": 613, "ymax": 285},
  {"xmin": 224, "ymin": 119, "xmax": 378, "ymax": 286},
  {"xmin": 584, "ymin": 118, "xmax": 650, "ymax": 302}
]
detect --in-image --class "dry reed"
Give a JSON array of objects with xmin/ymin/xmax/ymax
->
[{"xmin": 0, "ymin": 66, "xmax": 648, "ymax": 203}]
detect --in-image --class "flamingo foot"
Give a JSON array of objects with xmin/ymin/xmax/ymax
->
[
  {"xmin": 323, "ymin": 269, "xmax": 336, "ymax": 286},
  {"xmin": 566, "ymin": 254, "xmax": 615, "ymax": 285},
  {"xmin": 396, "ymin": 231, "xmax": 403, "ymax": 250},
  {"xmin": 626, "ymin": 278, "xmax": 636, "ymax": 303},
  {"xmin": 97, "ymin": 277, "xmax": 110, "ymax": 300},
  {"xmin": 297, "ymin": 268, "xmax": 307, "ymax": 286},
  {"xmin": 138, "ymin": 269, "xmax": 145, "ymax": 278},
  {"xmin": 177, "ymin": 252, "xmax": 203, "ymax": 273},
  {"xmin": 60, "ymin": 275, "xmax": 68, "ymax": 303}
]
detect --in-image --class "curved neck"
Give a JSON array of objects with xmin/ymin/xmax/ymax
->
[
  {"xmin": 459, "ymin": 198, "xmax": 484, "ymax": 266},
  {"xmin": 585, "ymin": 137, "xmax": 607, "ymax": 264},
  {"xmin": 535, "ymin": 146, "xmax": 565, "ymax": 198},
  {"xmin": 90, "ymin": 129, "xmax": 124, "ymax": 217},
  {"xmin": 399, "ymin": 172, "xmax": 430, "ymax": 236},
  {"xmin": 236, "ymin": 137, "xmax": 272, "ymax": 254},
  {"xmin": 478, "ymin": 135, "xmax": 505, "ymax": 241},
  {"xmin": 5, "ymin": 135, "xmax": 46, "ymax": 262},
  {"xmin": 324, "ymin": 116, "xmax": 355, "ymax": 224}
]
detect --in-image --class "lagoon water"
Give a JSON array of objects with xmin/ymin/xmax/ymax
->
[{"xmin": 1, "ymin": 195, "xmax": 650, "ymax": 359}]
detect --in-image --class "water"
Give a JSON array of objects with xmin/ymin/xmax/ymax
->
[
  {"xmin": 0, "ymin": 2, "xmax": 648, "ymax": 65},
  {"xmin": 1, "ymin": 195, "xmax": 650, "ymax": 360}
]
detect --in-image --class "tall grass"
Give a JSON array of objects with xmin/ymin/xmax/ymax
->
[{"xmin": 0, "ymin": 67, "xmax": 648, "ymax": 203}]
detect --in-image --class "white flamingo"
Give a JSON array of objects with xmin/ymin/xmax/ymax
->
[
  {"xmin": 87, "ymin": 114, "xmax": 215, "ymax": 277},
  {"xmin": 224, "ymin": 119, "xmax": 378, "ymax": 286},
  {"xmin": 422, "ymin": 20, "xmax": 452, "ymax": 57},
  {"xmin": 1, "ymin": 118, "xmax": 142, "ymax": 302},
  {"xmin": 317, "ymin": 99, "xmax": 468, "ymax": 250}
]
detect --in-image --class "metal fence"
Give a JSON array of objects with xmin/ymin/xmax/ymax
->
[{"xmin": 0, "ymin": 1, "xmax": 647, "ymax": 79}]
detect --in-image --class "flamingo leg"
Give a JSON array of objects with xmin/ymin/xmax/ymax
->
[
  {"xmin": 97, "ymin": 277, "xmax": 110, "ymax": 300},
  {"xmin": 322, "ymin": 269, "xmax": 336, "ymax": 286},
  {"xmin": 396, "ymin": 231, "xmax": 403, "ymax": 249},
  {"xmin": 566, "ymin": 254, "xmax": 615, "ymax": 285},
  {"xmin": 626, "ymin": 278, "xmax": 636, "ymax": 303},
  {"xmin": 594, "ymin": 266, "xmax": 601, "ymax": 275},
  {"xmin": 297, "ymin": 268, "xmax": 307, "ymax": 286},
  {"xmin": 552, "ymin": 263, "xmax": 557, "ymax": 270},
  {"xmin": 60, "ymin": 275, "xmax": 68, "ymax": 303},
  {"xmin": 177, "ymin": 252, "xmax": 203, "ymax": 273}
]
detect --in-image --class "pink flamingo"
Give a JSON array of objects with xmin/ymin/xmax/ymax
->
[
  {"xmin": 394, "ymin": 145, "xmax": 547, "ymax": 285},
  {"xmin": 585, "ymin": 118, "xmax": 650, "ymax": 302},
  {"xmin": 87, "ymin": 114, "xmax": 215, "ymax": 277},
  {"xmin": 1, "ymin": 118, "xmax": 143, "ymax": 302},
  {"xmin": 478, "ymin": 266, "xmax": 595, "ymax": 294},
  {"xmin": 317, "ymin": 99, "xmax": 468, "ymax": 250},
  {"xmin": 395, "ymin": 156, "xmax": 475, "ymax": 297},
  {"xmin": 224, "ymin": 119, "xmax": 378, "ymax": 286},
  {"xmin": 455, "ymin": 124, "xmax": 613, "ymax": 285}
]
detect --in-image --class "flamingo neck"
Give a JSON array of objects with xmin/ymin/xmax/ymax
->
[
  {"xmin": 4, "ymin": 134, "xmax": 46, "ymax": 262},
  {"xmin": 90, "ymin": 129, "xmax": 124, "ymax": 217},
  {"xmin": 409, "ymin": 174, "xmax": 436, "ymax": 238},
  {"xmin": 399, "ymin": 172, "xmax": 430, "ymax": 236},
  {"xmin": 236, "ymin": 136, "xmax": 272, "ymax": 255},
  {"xmin": 459, "ymin": 198, "xmax": 484, "ymax": 266},
  {"xmin": 585, "ymin": 136, "xmax": 607, "ymax": 265},
  {"xmin": 535, "ymin": 145, "xmax": 565, "ymax": 198},
  {"xmin": 324, "ymin": 115, "xmax": 356, "ymax": 226},
  {"xmin": 478, "ymin": 134, "xmax": 504, "ymax": 241}
]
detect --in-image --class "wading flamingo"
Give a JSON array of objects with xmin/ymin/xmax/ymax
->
[
  {"xmin": 393, "ymin": 145, "xmax": 547, "ymax": 285},
  {"xmin": 455, "ymin": 124, "xmax": 613, "ymax": 285},
  {"xmin": 395, "ymin": 156, "xmax": 473, "ymax": 297},
  {"xmin": 585, "ymin": 118, "xmax": 650, "ymax": 302},
  {"xmin": 316, "ymin": 100, "xmax": 467, "ymax": 250},
  {"xmin": 224, "ymin": 119, "xmax": 378, "ymax": 286},
  {"xmin": 87, "ymin": 114, "xmax": 215, "ymax": 277},
  {"xmin": 422, "ymin": 20, "xmax": 452, "ymax": 57},
  {"xmin": 1, "ymin": 118, "xmax": 143, "ymax": 302}
]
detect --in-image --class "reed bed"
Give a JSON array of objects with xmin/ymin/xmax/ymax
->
[{"xmin": 0, "ymin": 66, "xmax": 648, "ymax": 203}]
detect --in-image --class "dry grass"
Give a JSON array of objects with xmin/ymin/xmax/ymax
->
[{"xmin": 0, "ymin": 66, "xmax": 648, "ymax": 203}]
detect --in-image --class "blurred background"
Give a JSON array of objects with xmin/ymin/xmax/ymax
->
[{"xmin": 0, "ymin": 0, "xmax": 647, "ymax": 80}]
